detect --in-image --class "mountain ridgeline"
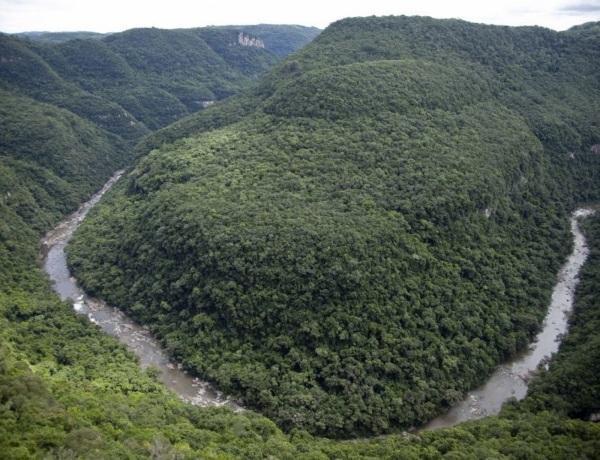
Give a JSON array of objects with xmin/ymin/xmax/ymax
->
[
  {"xmin": 68, "ymin": 16, "xmax": 600, "ymax": 438},
  {"xmin": 0, "ymin": 24, "xmax": 319, "ymax": 285},
  {"xmin": 1, "ymin": 25, "xmax": 320, "ymax": 137},
  {"xmin": 0, "ymin": 23, "xmax": 319, "ymax": 291},
  {"xmin": 14, "ymin": 31, "xmax": 108, "ymax": 43}
]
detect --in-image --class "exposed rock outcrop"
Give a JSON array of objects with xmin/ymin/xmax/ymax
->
[{"xmin": 237, "ymin": 32, "xmax": 265, "ymax": 48}]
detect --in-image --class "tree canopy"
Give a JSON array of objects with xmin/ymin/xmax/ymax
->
[
  {"xmin": 1, "ymin": 15, "xmax": 600, "ymax": 457},
  {"xmin": 69, "ymin": 16, "xmax": 600, "ymax": 436}
]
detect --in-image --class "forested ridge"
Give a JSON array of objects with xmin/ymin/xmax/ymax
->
[
  {"xmin": 0, "ymin": 23, "xmax": 319, "ymax": 247},
  {"xmin": 14, "ymin": 31, "xmax": 108, "ymax": 43},
  {"xmin": 0, "ymin": 25, "xmax": 319, "ymax": 136},
  {"xmin": 1, "ymin": 14, "xmax": 600, "ymax": 458},
  {"xmin": 69, "ymin": 15, "xmax": 600, "ymax": 438}
]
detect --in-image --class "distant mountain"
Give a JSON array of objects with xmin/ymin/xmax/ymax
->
[
  {"xmin": 1, "ymin": 25, "xmax": 320, "ymax": 136},
  {"xmin": 14, "ymin": 31, "xmax": 109, "ymax": 43},
  {"xmin": 13, "ymin": 25, "xmax": 321, "ymax": 53}
]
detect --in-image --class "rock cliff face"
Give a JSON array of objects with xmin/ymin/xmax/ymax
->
[{"xmin": 237, "ymin": 32, "xmax": 265, "ymax": 48}]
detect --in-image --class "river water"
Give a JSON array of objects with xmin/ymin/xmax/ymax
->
[
  {"xmin": 424, "ymin": 207, "xmax": 595, "ymax": 429},
  {"xmin": 41, "ymin": 171, "xmax": 240, "ymax": 410},
  {"xmin": 40, "ymin": 172, "xmax": 594, "ymax": 428}
]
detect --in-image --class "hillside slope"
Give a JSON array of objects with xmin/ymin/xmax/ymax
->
[
  {"xmin": 1, "ymin": 25, "xmax": 320, "ymax": 135},
  {"xmin": 69, "ymin": 16, "xmax": 600, "ymax": 437},
  {"xmin": 14, "ymin": 31, "xmax": 108, "ymax": 43},
  {"xmin": 0, "ymin": 22, "xmax": 321, "ymax": 265},
  {"xmin": 0, "ymin": 89, "xmax": 127, "ymax": 229}
]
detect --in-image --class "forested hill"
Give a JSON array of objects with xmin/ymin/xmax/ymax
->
[
  {"xmin": 14, "ymin": 31, "xmax": 108, "ymax": 43},
  {"xmin": 0, "ymin": 25, "xmax": 320, "ymax": 136},
  {"xmin": 69, "ymin": 15, "xmax": 600, "ymax": 438},
  {"xmin": 14, "ymin": 25, "xmax": 320, "ymax": 54},
  {"xmin": 0, "ymin": 23, "xmax": 319, "ymax": 245},
  {"xmin": 1, "ymin": 14, "xmax": 600, "ymax": 458}
]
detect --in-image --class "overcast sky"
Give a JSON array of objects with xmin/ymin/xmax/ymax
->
[{"xmin": 1, "ymin": 0, "xmax": 599, "ymax": 33}]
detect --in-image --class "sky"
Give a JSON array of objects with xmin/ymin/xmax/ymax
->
[{"xmin": 0, "ymin": 0, "xmax": 599, "ymax": 33}]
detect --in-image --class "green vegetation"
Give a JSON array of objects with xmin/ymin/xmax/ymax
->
[
  {"xmin": 14, "ymin": 31, "xmax": 108, "ymax": 43},
  {"xmin": 3, "ymin": 273, "xmax": 600, "ymax": 458},
  {"xmin": 0, "ymin": 282, "xmax": 297, "ymax": 458},
  {"xmin": 0, "ymin": 88, "xmax": 127, "ymax": 232},
  {"xmin": 2, "ymin": 189, "xmax": 600, "ymax": 456},
  {"xmin": 2, "ymin": 177, "xmax": 600, "ymax": 459},
  {"xmin": 69, "ymin": 16, "xmax": 600, "ymax": 437},
  {"xmin": 2, "ymin": 14, "xmax": 600, "ymax": 458},
  {"xmin": 523, "ymin": 215, "xmax": 600, "ymax": 420},
  {"xmin": 1, "ymin": 25, "xmax": 320, "ymax": 137}
]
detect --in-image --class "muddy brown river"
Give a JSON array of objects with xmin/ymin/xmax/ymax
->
[
  {"xmin": 41, "ymin": 171, "xmax": 240, "ymax": 411},
  {"xmin": 41, "ymin": 172, "xmax": 594, "ymax": 429}
]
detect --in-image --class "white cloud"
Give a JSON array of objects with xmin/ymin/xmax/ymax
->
[{"xmin": 0, "ymin": 0, "xmax": 598, "ymax": 33}]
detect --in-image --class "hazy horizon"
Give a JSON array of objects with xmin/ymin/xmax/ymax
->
[{"xmin": 1, "ymin": 0, "xmax": 599, "ymax": 34}]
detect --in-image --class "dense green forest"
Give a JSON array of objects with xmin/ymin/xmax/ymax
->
[
  {"xmin": 14, "ymin": 31, "xmax": 108, "ymax": 43},
  {"xmin": 2, "ymin": 167, "xmax": 600, "ymax": 455},
  {"xmin": 2, "ymin": 14, "xmax": 600, "ymax": 458},
  {"xmin": 2, "ymin": 165, "xmax": 600, "ymax": 457},
  {"xmin": 1, "ymin": 25, "xmax": 320, "ymax": 136},
  {"xmin": 69, "ymin": 15, "xmax": 600, "ymax": 438},
  {"xmin": 3, "ymin": 250, "xmax": 600, "ymax": 460}
]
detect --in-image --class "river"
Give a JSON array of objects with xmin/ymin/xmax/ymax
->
[
  {"xmin": 424, "ymin": 207, "xmax": 595, "ymax": 429},
  {"xmin": 41, "ymin": 172, "xmax": 594, "ymax": 428},
  {"xmin": 41, "ymin": 171, "xmax": 240, "ymax": 411}
]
